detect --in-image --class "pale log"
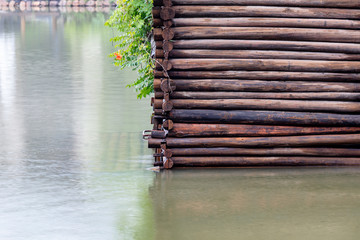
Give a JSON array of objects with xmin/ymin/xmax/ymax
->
[
  {"xmin": 155, "ymin": 49, "xmax": 360, "ymax": 60},
  {"xmin": 164, "ymin": 134, "xmax": 360, "ymax": 147},
  {"xmin": 172, "ymin": 6, "xmax": 360, "ymax": 19},
  {"xmin": 154, "ymin": 71, "xmax": 360, "ymax": 82},
  {"xmin": 154, "ymin": 92, "xmax": 360, "ymax": 101},
  {"xmin": 164, "ymin": 40, "xmax": 360, "ymax": 54},
  {"xmin": 153, "ymin": 99, "xmax": 360, "ymax": 113},
  {"xmin": 154, "ymin": 27, "xmax": 360, "ymax": 43}
]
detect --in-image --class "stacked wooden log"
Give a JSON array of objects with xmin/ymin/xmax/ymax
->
[{"xmin": 147, "ymin": 0, "xmax": 360, "ymax": 168}]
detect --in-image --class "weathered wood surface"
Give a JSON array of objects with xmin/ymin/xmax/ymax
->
[
  {"xmin": 156, "ymin": 40, "xmax": 360, "ymax": 53},
  {"xmin": 154, "ymin": 0, "xmax": 360, "ymax": 8},
  {"xmin": 154, "ymin": 92, "xmax": 360, "ymax": 101},
  {"xmin": 149, "ymin": 134, "xmax": 360, "ymax": 148},
  {"xmin": 154, "ymin": 27, "xmax": 360, "ymax": 43},
  {"xmin": 150, "ymin": 0, "xmax": 360, "ymax": 168},
  {"xmin": 153, "ymin": 18, "xmax": 360, "ymax": 29},
  {"xmin": 170, "ymin": 156, "xmax": 360, "ymax": 167},
  {"xmin": 153, "ymin": 79, "xmax": 360, "ymax": 92},
  {"xmin": 154, "ymin": 70, "xmax": 360, "ymax": 82},
  {"xmin": 153, "ymin": 99, "xmax": 360, "ymax": 113},
  {"xmin": 168, "ymin": 109, "xmax": 360, "ymax": 126},
  {"xmin": 155, "ymin": 49, "xmax": 360, "ymax": 60},
  {"xmin": 156, "ymin": 58, "xmax": 360, "ymax": 72},
  {"xmin": 169, "ymin": 6, "xmax": 360, "ymax": 19},
  {"xmin": 166, "ymin": 148, "xmax": 360, "ymax": 157},
  {"xmin": 167, "ymin": 123, "xmax": 360, "ymax": 137}
]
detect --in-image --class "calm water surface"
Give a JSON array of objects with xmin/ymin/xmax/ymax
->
[{"xmin": 1, "ymin": 9, "xmax": 360, "ymax": 240}]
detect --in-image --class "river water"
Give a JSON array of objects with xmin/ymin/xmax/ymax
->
[{"xmin": 1, "ymin": 9, "xmax": 360, "ymax": 240}]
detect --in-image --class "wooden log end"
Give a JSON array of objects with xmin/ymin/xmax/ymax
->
[
  {"xmin": 160, "ymin": 7, "xmax": 175, "ymax": 21},
  {"xmin": 163, "ymin": 41, "xmax": 174, "ymax": 52},
  {"xmin": 160, "ymin": 79, "xmax": 176, "ymax": 92},
  {"xmin": 163, "ymin": 119, "xmax": 174, "ymax": 130},
  {"xmin": 162, "ymin": 28, "xmax": 175, "ymax": 40},
  {"xmin": 162, "ymin": 101, "xmax": 174, "ymax": 112},
  {"xmin": 164, "ymin": 158, "xmax": 174, "ymax": 169}
]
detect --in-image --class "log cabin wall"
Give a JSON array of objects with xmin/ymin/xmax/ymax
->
[{"xmin": 146, "ymin": 0, "xmax": 360, "ymax": 169}]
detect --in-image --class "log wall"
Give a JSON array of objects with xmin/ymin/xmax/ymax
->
[{"xmin": 146, "ymin": 0, "xmax": 360, "ymax": 168}]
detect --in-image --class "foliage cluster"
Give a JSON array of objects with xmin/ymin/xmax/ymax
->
[{"xmin": 106, "ymin": 0, "xmax": 154, "ymax": 98}]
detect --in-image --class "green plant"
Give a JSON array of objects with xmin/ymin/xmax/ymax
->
[{"xmin": 106, "ymin": 0, "xmax": 154, "ymax": 98}]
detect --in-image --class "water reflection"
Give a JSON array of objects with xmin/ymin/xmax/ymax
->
[
  {"xmin": 0, "ymin": 9, "xmax": 154, "ymax": 240},
  {"xmin": 150, "ymin": 168, "xmax": 360, "ymax": 240}
]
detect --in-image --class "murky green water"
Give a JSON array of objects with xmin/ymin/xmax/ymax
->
[{"xmin": 1, "ymin": 9, "xmax": 360, "ymax": 240}]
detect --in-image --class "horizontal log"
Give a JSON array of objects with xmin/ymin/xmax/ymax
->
[
  {"xmin": 153, "ymin": 18, "xmax": 360, "ymax": 29},
  {"xmin": 154, "ymin": 0, "xmax": 360, "ymax": 8},
  {"xmin": 153, "ymin": 79, "xmax": 360, "ymax": 92},
  {"xmin": 155, "ymin": 49, "xmax": 360, "ymax": 60},
  {"xmin": 154, "ymin": 99, "xmax": 360, "ymax": 113},
  {"xmin": 168, "ymin": 123, "xmax": 360, "ymax": 137},
  {"xmin": 164, "ymin": 134, "xmax": 360, "ymax": 148},
  {"xmin": 172, "ymin": 6, "xmax": 360, "ymax": 19},
  {"xmin": 152, "ymin": 7, "xmax": 160, "ymax": 18},
  {"xmin": 160, "ymin": 59, "xmax": 360, "ymax": 72},
  {"xmin": 152, "ymin": 27, "xmax": 360, "ymax": 43},
  {"xmin": 164, "ymin": 40, "xmax": 360, "ymax": 54},
  {"xmin": 154, "ymin": 71, "xmax": 360, "ymax": 82},
  {"xmin": 169, "ymin": 109, "xmax": 360, "ymax": 126},
  {"xmin": 170, "ymin": 156, "xmax": 360, "ymax": 167},
  {"xmin": 167, "ymin": 148, "xmax": 360, "ymax": 157},
  {"xmin": 155, "ymin": 92, "xmax": 360, "ymax": 101}
]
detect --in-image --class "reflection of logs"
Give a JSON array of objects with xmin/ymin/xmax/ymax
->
[
  {"xmin": 170, "ymin": 156, "xmax": 360, "ymax": 167},
  {"xmin": 166, "ymin": 124, "xmax": 360, "ymax": 137},
  {"xmin": 166, "ymin": 148, "xmax": 360, "ymax": 157}
]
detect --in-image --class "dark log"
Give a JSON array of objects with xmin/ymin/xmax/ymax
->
[
  {"xmin": 169, "ymin": 109, "xmax": 360, "ymax": 126},
  {"xmin": 153, "ymin": 28, "xmax": 163, "ymax": 41},
  {"xmin": 154, "ymin": 71, "xmax": 360, "ymax": 82},
  {"xmin": 155, "ymin": 49, "xmax": 360, "ymax": 60},
  {"xmin": 163, "ymin": 59, "xmax": 360, "ymax": 72},
  {"xmin": 153, "ymin": 79, "xmax": 360, "ymax": 92},
  {"xmin": 152, "ymin": 27, "xmax": 360, "ymax": 43},
  {"xmin": 154, "ymin": 0, "xmax": 360, "ymax": 8},
  {"xmin": 170, "ymin": 156, "xmax": 360, "ymax": 167},
  {"xmin": 160, "ymin": 7, "xmax": 175, "ymax": 20},
  {"xmin": 163, "ymin": 134, "xmax": 360, "ymax": 148},
  {"xmin": 155, "ymin": 92, "xmax": 360, "ymax": 101},
  {"xmin": 167, "ymin": 148, "xmax": 360, "ymax": 157},
  {"xmin": 172, "ymin": 6, "xmax": 360, "ymax": 19},
  {"xmin": 168, "ymin": 123, "xmax": 360, "ymax": 137},
  {"xmin": 153, "ymin": 18, "xmax": 360, "ymax": 29},
  {"xmin": 152, "ymin": 7, "xmax": 161, "ymax": 18},
  {"xmin": 154, "ymin": 99, "xmax": 360, "ymax": 113},
  {"xmin": 163, "ymin": 40, "xmax": 360, "ymax": 54}
]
